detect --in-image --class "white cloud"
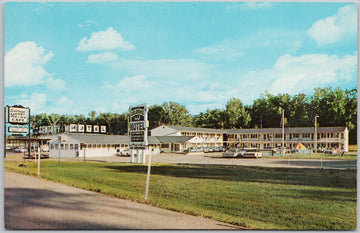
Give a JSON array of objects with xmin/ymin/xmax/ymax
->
[
  {"xmin": 227, "ymin": 2, "xmax": 272, "ymax": 11},
  {"xmin": 5, "ymin": 41, "xmax": 54, "ymax": 87},
  {"xmin": 78, "ymin": 20, "xmax": 98, "ymax": 28},
  {"xmin": 87, "ymin": 52, "xmax": 118, "ymax": 64},
  {"xmin": 195, "ymin": 40, "xmax": 245, "ymax": 60},
  {"xmin": 307, "ymin": 5, "xmax": 357, "ymax": 46},
  {"xmin": 109, "ymin": 75, "xmax": 161, "ymax": 96},
  {"xmin": 242, "ymin": 53, "xmax": 357, "ymax": 95},
  {"xmin": 16, "ymin": 92, "xmax": 47, "ymax": 113},
  {"xmin": 195, "ymin": 29, "xmax": 304, "ymax": 60},
  {"xmin": 111, "ymin": 58, "xmax": 212, "ymax": 81},
  {"xmin": 77, "ymin": 27, "xmax": 135, "ymax": 52},
  {"xmin": 56, "ymin": 96, "xmax": 73, "ymax": 105},
  {"xmin": 46, "ymin": 77, "xmax": 66, "ymax": 91}
]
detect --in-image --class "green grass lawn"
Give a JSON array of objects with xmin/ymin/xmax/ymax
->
[{"xmin": 4, "ymin": 160, "xmax": 357, "ymax": 230}]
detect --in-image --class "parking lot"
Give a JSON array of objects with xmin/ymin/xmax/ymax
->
[{"xmin": 6, "ymin": 151, "xmax": 356, "ymax": 170}]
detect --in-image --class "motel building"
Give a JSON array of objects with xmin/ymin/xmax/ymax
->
[
  {"xmin": 47, "ymin": 125, "xmax": 349, "ymax": 159},
  {"xmin": 225, "ymin": 126, "xmax": 349, "ymax": 152},
  {"xmin": 150, "ymin": 125, "xmax": 348, "ymax": 152},
  {"xmin": 48, "ymin": 133, "xmax": 196, "ymax": 158}
]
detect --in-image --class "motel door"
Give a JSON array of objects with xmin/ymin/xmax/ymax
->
[{"xmin": 175, "ymin": 144, "xmax": 180, "ymax": 152}]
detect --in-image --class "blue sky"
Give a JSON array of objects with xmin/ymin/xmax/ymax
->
[{"xmin": 4, "ymin": 1, "xmax": 358, "ymax": 115}]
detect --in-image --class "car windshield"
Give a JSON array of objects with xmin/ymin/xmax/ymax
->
[{"xmin": 228, "ymin": 149, "xmax": 236, "ymax": 152}]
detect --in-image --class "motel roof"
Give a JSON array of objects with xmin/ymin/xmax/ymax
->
[
  {"xmin": 165, "ymin": 125, "xmax": 226, "ymax": 133},
  {"xmin": 225, "ymin": 126, "xmax": 347, "ymax": 134},
  {"xmin": 54, "ymin": 134, "xmax": 194, "ymax": 145},
  {"xmin": 160, "ymin": 125, "xmax": 347, "ymax": 134}
]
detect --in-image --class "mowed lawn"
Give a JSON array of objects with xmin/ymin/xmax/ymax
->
[{"xmin": 4, "ymin": 160, "xmax": 357, "ymax": 230}]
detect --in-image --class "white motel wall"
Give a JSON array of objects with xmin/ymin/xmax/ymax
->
[{"xmin": 48, "ymin": 125, "xmax": 349, "ymax": 158}]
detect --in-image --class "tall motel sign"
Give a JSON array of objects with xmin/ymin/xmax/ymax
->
[
  {"xmin": 129, "ymin": 103, "xmax": 149, "ymax": 163},
  {"xmin": 5, "ymin": 105, "xmax": 31, "ymax": 155}
]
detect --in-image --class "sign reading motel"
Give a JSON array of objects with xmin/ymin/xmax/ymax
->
[
  {"xmin": 8, "ymin": 106, "xmax": 29, "ymax": 124},
  {"xmin": 129, "ymin": 104, "xmax": 149, "ymax": 149},
  {"xmin": 36, "ymin": 124, "xmax": 106, "ymax": 135}
]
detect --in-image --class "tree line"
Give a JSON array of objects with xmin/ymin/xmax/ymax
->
[{"xmin": 30, "ymin": 87, "xmax": 357, "ymax": 144}]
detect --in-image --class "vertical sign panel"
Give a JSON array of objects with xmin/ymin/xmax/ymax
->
[{"xmin": 129, "ymin": 104, "xmax": 149, "ymax": 149}]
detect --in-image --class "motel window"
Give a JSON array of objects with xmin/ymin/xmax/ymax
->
[
  {"xmin": 115, "ymin": 144, "xmax": 120, "ymax": 148},
  {"xmin": 51, "ymin": 144, "xmax": 54, "ymax": 150},
  {"xmin": 293, "ymin": 134, "xmax": 299, "ymax": 138},
  {"xmin": 275, "ymin": 134, "xmax": 282, "ymax": 138},
  {"xmin": 65, "ymin": 144, "xmax": 69, "ymax": 150},
  {"xmin": 161, "ymin": 144, "xmax": 169, "ymax": 148},
  {"xmin": 88, "ymin": 144, "xmax": 92, "ymax": 149},
  {"xmin": 60, "ymin": 144, "xmax": 64, "ymax": 150},
  {"xmin": 75, "ymin": 144, "xmax": 79, "ymax": 150},
  {"xmin": 70, "ymin": 144, "xmax": 74, "ymax": 150},
  {"xmin": 251, "ymin": 134, "xmax": 257, "ymax": 138},
  {"xmin": 303, "ymin": 133, "xmax": 310, "ymax": 138},
  {"xmin": 55, "ymin": 144, "xmax": 59, "ymax": 150}
]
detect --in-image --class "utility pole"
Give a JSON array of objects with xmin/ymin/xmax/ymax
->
[
  {"xmin": 314, "ymin": 115, "xmax": 319, "ymax": 153},
  {"xmin": 281, "ymin": 108, "xmax": 285, "ymax": 157},
  {"xmin": 28, "ymin": 108, "xmax": 31, "ymax": 155}
]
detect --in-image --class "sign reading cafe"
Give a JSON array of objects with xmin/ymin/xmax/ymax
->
[
  {"xmin": 129, "ymin": 104, "xmax": 149, "ymax": 148},
  {"xmin": 8, "ymin": 106, "xmax": 29, "ymax": 124}
]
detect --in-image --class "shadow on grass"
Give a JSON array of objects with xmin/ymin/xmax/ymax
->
[{"xmin": 102, "ymin": 163, "xmax": 356, "ymax": 189}]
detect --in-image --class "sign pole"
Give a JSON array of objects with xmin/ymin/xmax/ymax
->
[
  {"xmin": 4, "ymin": 106, "xmax": 7, "ymax": 159},
  {"xmin": 130, "ymin": 148, "xmax": 134, "ymax": 163},
  {"xmin": 28, "ymin": 108, "xmax": 31, "ymax": 155},
  {"xmin": 145, "ymin": 147, "xmax": 152, "ymax": 201},
  {"xmin": 37, "ymin": 147, "xmax": 40, "ymax": 176},
  {"xmin": 136, "ymin": 149, "xmax": 139, "ymax": 163}
]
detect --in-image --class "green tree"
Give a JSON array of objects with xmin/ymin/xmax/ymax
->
[
  {"xmin": 225, "ymin": 97, "xmax": 251, "ymax": 128},
  {"xmin": 149, "ymin": 105, "xmax": 165, "ymax": 129},
  {"xmin": 161, "ymin": 101, "xmax": 193, "ymax": 126}
]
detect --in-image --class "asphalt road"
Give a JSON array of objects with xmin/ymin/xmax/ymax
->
[{"xmin": 4, "ymin": 171, "xmax": 241, "ymax": 230}]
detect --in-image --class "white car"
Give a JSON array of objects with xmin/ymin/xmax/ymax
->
[
  {"xmin": 14, "ymin": 147, "xmax": 27, "ymax": 153},
  {"xmin": 222, "ymin": 149, "xmax": 243, "ymax": 158},
  {"xmin": 242, "ymin": 151, "xmax": 263, "ymax": 158}
]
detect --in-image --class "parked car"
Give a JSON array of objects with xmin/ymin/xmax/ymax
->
[
  {"xmin": 204, "ymin": 147, "xmax": 215, "ymax": 153},
  {"xmin": 13, "ymin": 147, "xmax": 26, "ymax": 153},
  {"xmin": 222, "ymin": 149, "xmax": 243, "ymax": 158},
  {"xmin": 115, "ymin": 148, "xmax": 130, "ymax": 157},
  {"xmin": 214, "ymin": 147, "xmax": 224, "ymax": 152},
  {"xmin": 241, "ymin": 151, "xmax": 263, "ymax": 158}
]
